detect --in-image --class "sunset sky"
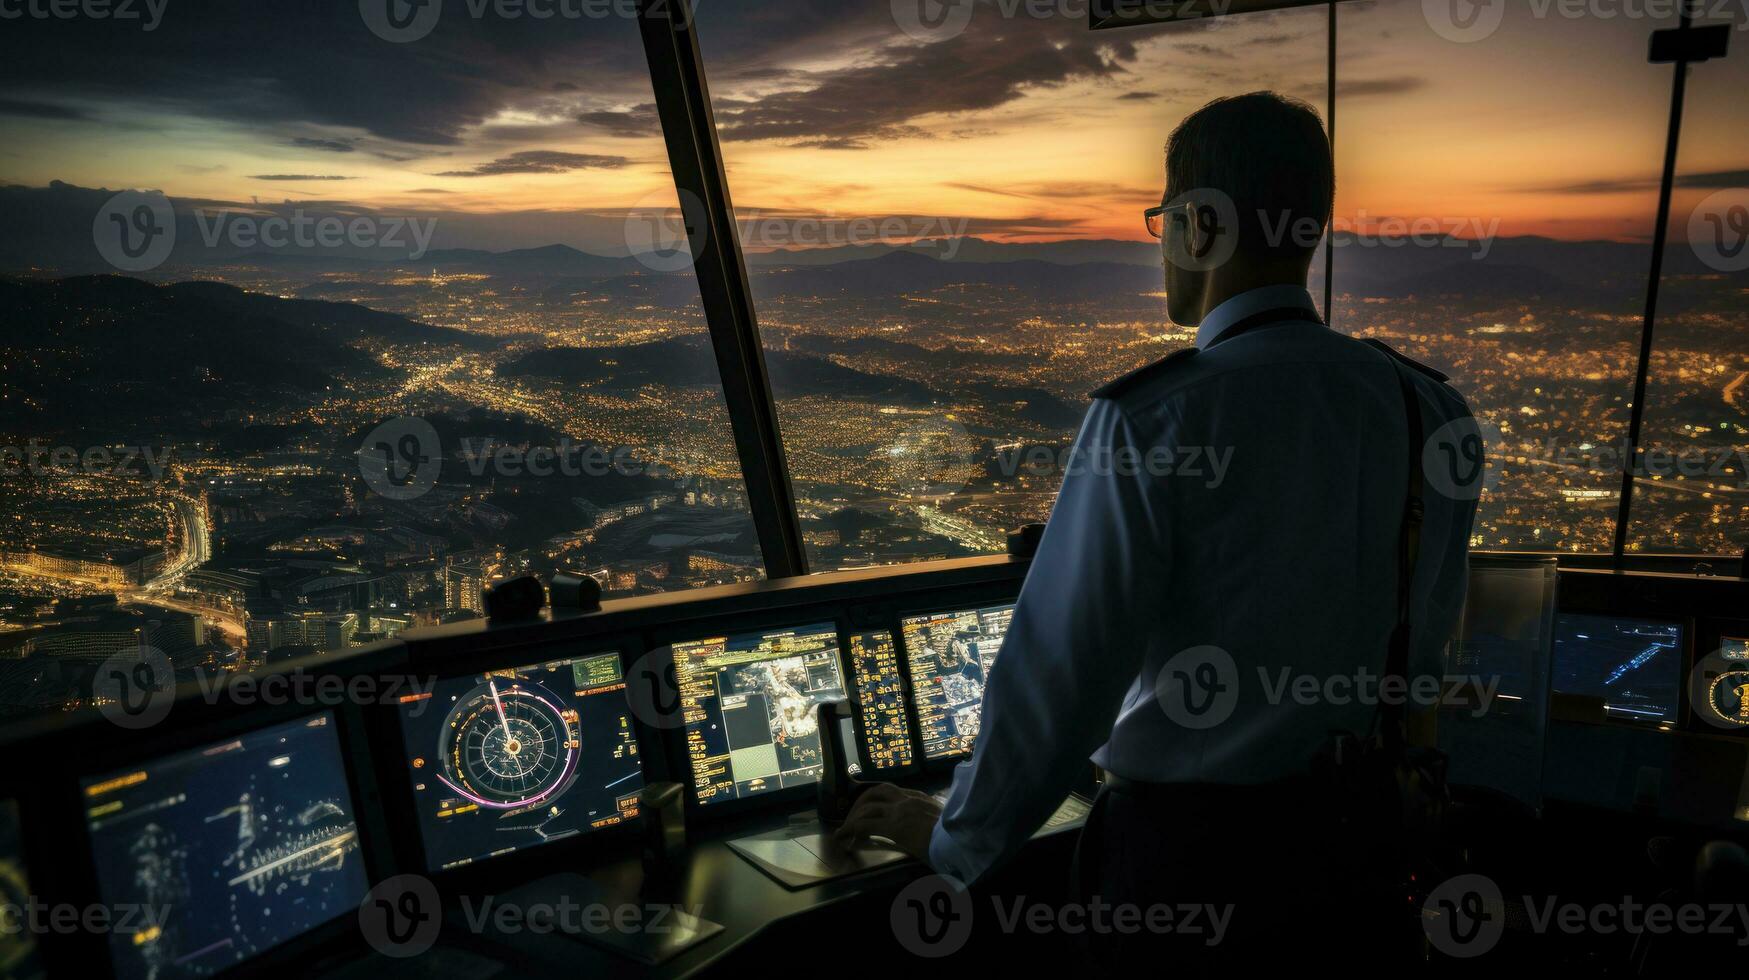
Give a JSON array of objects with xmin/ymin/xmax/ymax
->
[{"xmin": 0, "ymin": 0, "xmax": 1743, "ymax": 254}]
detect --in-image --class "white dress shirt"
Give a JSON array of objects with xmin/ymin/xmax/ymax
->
[{"xmin": 928, "ymin": 285, "xmax": 1479, "ymax": 883}]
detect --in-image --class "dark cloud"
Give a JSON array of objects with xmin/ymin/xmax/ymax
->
[
  {"xmin": 434, "ymin": 150, "xmax": 630, "ymax": 177},
  {"xmin": 249, "ymin": 174, "xmax": 353, "ymax": 181},
  {"xmin": 0, "ymin": 98, "xmax": 86, "ymax": 120},
  {"xmin": 290, "ymin": 137, "xmax": 359, "ymax": 153},
  {"xmin": 710, "ymin": 19, "xmax": 1141, "ymax": 145},
  {"xmin": 575, "ymin": 105, "xmax": 660, "ymax": 139},
  {"xmin": 1336, "ymin": 76, "xmax": 1428, "ymax": 98},
  {"xmin": 790, "ymin": 138, "xmax": 872, "ymax": 151},
  {"xmin": 0, "ymin": 0, "xmax": 664, "ymax": 146},
  {"xmin": 1118, "ymin": 91, "xmax": 1161, "ymax": 101},
  {"xmin": 1290, "ymin": 75, "xmax": 1427, "ymax": 102},
  {"xmin": 1679, "ymin": 169, "xmax": 1749, "ymax": 190},
  {"xmin": 1527, "ymin": 169, "xmax": 1749, "ymax": 195},
  {"xmin": 946, "ymin": 180, "xmax": 1132, "ymax": 201}
]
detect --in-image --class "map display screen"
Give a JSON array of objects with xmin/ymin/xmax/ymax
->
[
  {"xmin": 81, "ymin": 713, "xmax": 368, "ymax": 980},
  {"xmin": 676, "ymin": 623, "xmax": 848, "ymax": 805}
]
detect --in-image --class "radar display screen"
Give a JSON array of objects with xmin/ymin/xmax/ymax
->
[
  {"xmin": 901, "ymin": 604, "xmax": 1013, "ymax": 759},
  {"xmin": 676, "ymin": 623, "xmax": 848, "ymax": 805},
  {"xmin": 81, "ymin": 713, "xmax": 368, "ymax": 980},
  {"xmin": 0, "ymin": 800, "xmax": 43, "ymax": 980},
  {"xmin": 1552, "ymin": 614, "xmax": 1683, "ymax": 726},
  {"xmin": 397, "ymin": 652, "xmax": 643, "ymax": 871},
  {"xmin": 848, "ymin": 630, "xmax": 914, "ymax": 772}
]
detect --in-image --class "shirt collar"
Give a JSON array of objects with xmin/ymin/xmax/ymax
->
[{"xmin": 1193, "ymin": 284, "xmax": 1321, "ymax": 350}]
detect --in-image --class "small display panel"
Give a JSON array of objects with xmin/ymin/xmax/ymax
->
[
  {"xmin": 82, "ymin": 713, "xmax": 368, "ymax": 980},
  {"xmin": 848, "ymin": 630, "xmax": 914, "ymax": 772},
  {"xmin": 676, "ymin": 623, "xmax": 848, "ymax": 805},
  {"xmin": 1697, "ymin": 637, "xmax": 1749, "ymax": 731},
  {"xmin": 398, "ymin": 652, "xmax": 643, "ymax": 871},
  {"xmin": 1552, "ymin": 614, "xmax": 1683, "ymax": 726},
  {"xmin": 0, "ymin": 800, "xmax": 43, "ymax": 980},
  {"xmin": 901, "ymin": 604, "xmax": 1014, "ymax": 759}
]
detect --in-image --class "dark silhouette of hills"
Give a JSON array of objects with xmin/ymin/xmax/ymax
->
[
  {"xmin": 498, "ymin": 334, "xmax": 1084, "ymax": 425},
  {"xmin": 498, "ymin": 336, "xmax": 940, "ymax": 405},
  {"xmin": 418, "ymin": 244, "xmax": 650, "ymax": 279},
  {"xmin": 744, "ymin": 237, "xmax": 1161, "ymax": 268},
  {"xmin": 0, "ymin": 275, "xmax": 478, "ymax": 436},
  {"xmin": 756, "ymin": 250, "xmax": 1161, "ymax": 302}
]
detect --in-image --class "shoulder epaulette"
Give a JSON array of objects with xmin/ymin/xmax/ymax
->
[
  {"xmin": 1089, "ymin": 346, "xmax": 1199, "ymax": 400},
  {"xmin": 1361, "ymin": 338, "xmax": 1449, "ymax": 383}
]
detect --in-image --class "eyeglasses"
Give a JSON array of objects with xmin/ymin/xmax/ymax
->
[{"xmin": 1144, "ymin": 202, "xmax": 1194, "ymax": 240}]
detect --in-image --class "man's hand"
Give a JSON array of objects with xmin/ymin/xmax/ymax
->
[{"xmin": 833, "ymin": 783, "xmax": 944, "ymax": 861}]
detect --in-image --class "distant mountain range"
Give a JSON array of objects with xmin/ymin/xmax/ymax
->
[
  {"xmin": 2, "ymin": 180, "xmax": 1742, "ymax": 309},
  {"xmin": 498, "ymin": 334, "xmax": 1085, "ymax": 427},
  {"xmin": 0, "ymin": 276, "xmax": 480, "ymax": 438}
]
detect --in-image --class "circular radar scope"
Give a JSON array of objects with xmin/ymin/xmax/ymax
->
[
  {"xmin": 437, "ymin": 678, "xmax": 580, "ymax": 808},
  {"xmin": 1692, "ymin": 646, "xmax": 1749, "ymax": 732},
  {"xmin": 1700, "ymin": 667, "xmax": 1749, "ymax": 730}
]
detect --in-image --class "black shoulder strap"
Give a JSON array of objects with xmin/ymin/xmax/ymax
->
[{"xmin": 1378, "ymin": 351, "xmax": 1426, "ymax": 752}]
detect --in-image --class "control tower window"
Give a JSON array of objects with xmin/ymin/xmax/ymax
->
[
  {"xmin": 691, "ymin": 3, "xmax": 1329, "ymax": 572},
  {"xmin": 1329, "ymin": 0, "xmax": 1680, "ymax": 555},
  {"xmin": 1622, "ymin": 5, "xmax": 1749, "ymax": 557},
  {"xmin": 0, "ymin": 10, "xmax": 760, "ymax": 713}
]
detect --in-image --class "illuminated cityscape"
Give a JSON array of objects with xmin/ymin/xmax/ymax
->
[{"xmin": 0, "ymin": 1, "xmax": 1744, "ymax": 720}]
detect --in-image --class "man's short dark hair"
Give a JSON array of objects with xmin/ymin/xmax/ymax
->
[{"xmin": 1165, "ymin": 91, "xmax": 1333, "ymax": 260}]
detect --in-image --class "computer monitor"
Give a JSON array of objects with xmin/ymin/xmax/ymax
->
[
  {"xmin": 396, "ymin": 651, "xmax": 644, "ymax": 871},
  {"xmin": 1552, "ymin": 613, "xmax": 1684, "ymax": 727},
  {"xmin": 81, "ymin": 713, "xmax": 369, "ymax": 980},
  {"xmin": 1442, "ymin": 557, "xmax": 1558, "ymax": 807},
  {"xmin": 0, "ymin": 799, "xmax": 41, "ymax": 980},
  {"xmin": 675, "ymin": 623, "xmax": 848, "ymax": 805},
  {"xmin": 899, "ymin": 604, "xmax": 1014, "ymax": 760},
  {"xmin": 847, "ymin": 630, "xmax": 914, "ymax": 773}
]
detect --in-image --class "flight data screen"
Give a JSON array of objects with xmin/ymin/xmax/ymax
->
[
  {"xmin": 676, "ymin": 623, "xmax": 848, "ymax": 805},
  {"xmin": 901, "ymin": 604, "xmax": 1014, "ymax": 759},
  {"xmin": 1552, "ymin": 614, "xmax": 1683, "ymax": 726},
  {"xmin": 81, "ymin": 713, "xmax": 369, "ymax": 980},
  {"xmin": 848, "ymin": 630, "xmax": 914, "ymax": 772},
  {"xmin": 397, "ymin": 652, "xmax": 643, "ymax": 871}
]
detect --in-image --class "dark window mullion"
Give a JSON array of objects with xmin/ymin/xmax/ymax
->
[
  {"xmin": 1614, "ymin": 4, "xmax": 1703, "ymax": 567},
  {"xmin": 635, "ymin": 0, "xmax": 809, "ymax": 579}
]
